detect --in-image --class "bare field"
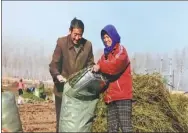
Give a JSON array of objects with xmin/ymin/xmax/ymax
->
[{"xmin": 19, "ymin": 102, "xmax": 56, "ymax": 132}]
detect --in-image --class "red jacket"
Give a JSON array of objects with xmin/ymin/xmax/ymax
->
[
  {"xmin": 18, "ymin": 81, "xmax": 24, "ymax": 90},
  {"xmin": 98, "ymin": 44, "xmax": 133, "ymax": 103}
]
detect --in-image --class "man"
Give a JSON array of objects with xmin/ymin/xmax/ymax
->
[{"xmin": 49, "ymin": 17, "xmax": 95, "ymax": 132}]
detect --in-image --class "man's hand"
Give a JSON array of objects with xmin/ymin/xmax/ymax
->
[
  {"xmin": 92, "ymin": 64, "xmax": 100, "ymax": 72},
  {"xmin": 57, "ymin": 75, "xmax": 67, "ymax": 83}
]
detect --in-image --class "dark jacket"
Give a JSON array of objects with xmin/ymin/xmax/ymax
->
[{"xmin": 49, "ymin": 35, "xmax": 95, "ymax": 97}]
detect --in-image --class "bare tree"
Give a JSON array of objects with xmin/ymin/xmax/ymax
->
[{"xmin": 176, "ymin": 48, "xmax": 186, "ymax": 90}]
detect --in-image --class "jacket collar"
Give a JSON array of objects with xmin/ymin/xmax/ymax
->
[
  {"xmin": 111, "ymin": 43, "xmax": 120, "ymax": 52},
  {"xmin": 113, "ymin": 43, "xmax": 120, "ymax": 50}
]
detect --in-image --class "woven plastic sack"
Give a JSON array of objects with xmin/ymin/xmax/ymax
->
[
  {"xmin": 2, "ymin": 91, "xmax": 23, "ymax": 132},
  {"xmin": 34, "ymin": 88, "xmax": 40, "ymax": 97},
  {"xmin": 59, "ymin": 67, "xmax": 106, "ymax": 132}
]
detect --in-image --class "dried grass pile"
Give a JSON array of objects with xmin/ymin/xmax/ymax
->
[{"xmin": 92, "ymin": 73, "xmax": 188, "ymax": 132}]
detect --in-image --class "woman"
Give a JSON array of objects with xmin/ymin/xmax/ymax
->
[
  {"xmin": 18, "ymin": 79, "xmax": 24, "ymax": 95},
  {"xmin": 92, "ymin": 24, "xmax": 133, "ymax": 132}
]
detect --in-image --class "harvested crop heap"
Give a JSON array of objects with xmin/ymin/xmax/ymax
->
[
  {"xmin": 22, "ymin": 91, "xmax": 45, "ymax": 103},
  {"xmin": 92, "ymin": 73, "xmax": 188, "ymax": 132}
]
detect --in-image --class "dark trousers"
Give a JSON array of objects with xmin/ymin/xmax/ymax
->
[
  {"xmin": 55, "ymin": 95, "xmax": 62, "ymax": 132},
  {"xmin": 18, "ymin": 89, "xmax": 23, "ymax": 95},
  {"xmin": 107, "ymin": 99, "xmax": 132, "ymax": 132}
]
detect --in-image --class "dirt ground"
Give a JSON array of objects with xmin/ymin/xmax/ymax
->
[
  {"xmin": 2, "ymin": 83, "xmax": 56, "ymax": 132},
  {"xmin": 19, "ymin": 102, "xmax": 56, "ymax": 132}
]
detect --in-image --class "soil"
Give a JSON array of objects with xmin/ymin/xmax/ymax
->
[
  {"xmin": 2, "ymin": 84, "xmax": 56, "ymax": 132},
  {"xmin": 19, "ymin": 102, "xmax": 56, "ymax": 132}
]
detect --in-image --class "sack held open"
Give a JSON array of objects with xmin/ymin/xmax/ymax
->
[{"xmin": 59, "ymin": 67, "xmax": 107, "ymax": 132}]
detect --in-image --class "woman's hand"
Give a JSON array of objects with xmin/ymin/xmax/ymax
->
[{"xmin": 92, "ymin": 65, "xmax": 100, "ymax": 72}]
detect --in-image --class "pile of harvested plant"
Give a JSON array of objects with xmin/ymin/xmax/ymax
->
[{"xmin": 92, "ymin": 73, "xmax": 188, "ymax": 132}]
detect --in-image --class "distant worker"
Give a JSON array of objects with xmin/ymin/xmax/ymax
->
[
  {"xmin": 18, "ymin": 79, "xmax": 25, "ymax": 96},
  {"xmin": 38, "ymin": 81, "xmax": 45, "ymax": 99}
]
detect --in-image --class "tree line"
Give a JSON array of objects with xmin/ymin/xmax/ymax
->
[{"xmin": 2, "ymin": 43, "xmax": 188, "ymax": 91}]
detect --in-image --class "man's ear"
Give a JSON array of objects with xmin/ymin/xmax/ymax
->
[{"xmin": 69, "ymin": 29, "xmax": 71, "ymax": 35}]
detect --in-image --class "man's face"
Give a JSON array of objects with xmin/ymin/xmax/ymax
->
[{"xmin": 70, "ymin": 28, "xmax": 83, "ymax": 45}]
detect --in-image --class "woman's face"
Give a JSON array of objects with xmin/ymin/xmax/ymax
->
[{"xmin": 103, "ymin": 34, "xmax": 112, "ymax": 47}]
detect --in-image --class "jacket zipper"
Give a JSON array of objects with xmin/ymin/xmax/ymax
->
[
  {"xmin": 117, "ymin": 80, "xmax": 121, "ymax": 91},
  {"xmin": 107, "ymin": 94, "xmax": 111, "ymax": 103}
]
